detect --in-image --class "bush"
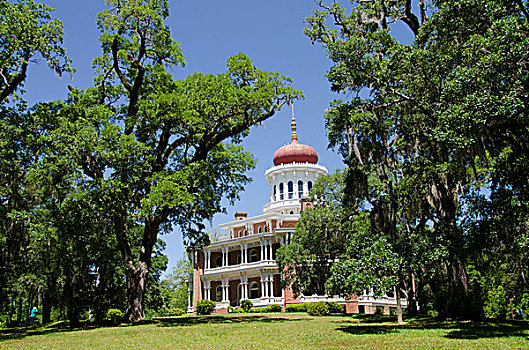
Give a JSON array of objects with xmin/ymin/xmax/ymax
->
[
  {"xmin": 232, "ymin": 307, "xmax": 246, "ymax": 313},
  {"xmin": 252, "ymin": 304, "xmax": 282, "ymax": 313},
  {"xmin": 327, "ymin": 302, "xmax": 343, "ymax": 314},
  {"xmin": 307, "ymin": 302, "xmax": 330, "ymax": 316},
  {"xmin": 285, "ymin": 303, "xmax": 308, "ymax": 313},
  {"xmin": 106, "ymin": 309, "xmax": 123, "ymax": 324},
  {"xmin": 265, "ymin": 304, "xmax": 282, "ymax": 312},
  {"xmin": 168, "ymin": 307, "xmax": 185, "ymax": 316},
  {"xmin": 196, "ymin": 299, "xmax": 216, "ymax": 315},
  {"xmin": 483, "ymin": 285, "xmax": 509, "ymax": 319},
  {"xmin": 240, "ymin": 299, "xmax": 253, "ymax": 312}
]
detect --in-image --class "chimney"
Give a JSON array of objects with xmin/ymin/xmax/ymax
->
[
  {"xmin": 234, "ymin": 212, "xmax": 247, "ymax": 221},
  {"xmin": 300, "ymin": 197, "xmax": 314, "ymax": 213}
]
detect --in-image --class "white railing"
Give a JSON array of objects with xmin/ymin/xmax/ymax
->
[{"xmin": 203, "ymin": 260, "xmax": 277, "ymax": 275}]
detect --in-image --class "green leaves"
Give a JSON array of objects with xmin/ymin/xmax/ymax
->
[{"xmin": 0, "ymin": 0, "xmax": 74, "ymax": 103}]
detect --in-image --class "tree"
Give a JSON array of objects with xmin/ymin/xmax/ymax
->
[
  {"xmin": 0, "ymin": 0, "xmax": 76, "ymax": 325},
  {"xmin": 304, "ymin": 0, "xmax": 529, "ymax": 318},
  {"xmin": 278, "ymin": 172, "xmax": 404, "ymax": 322},
  {"xmin": 0, "ymin": 0, "xmax": 73, "ymax": 103},
  {"xmin": 56, "ymin": 0, "xmax": 302, "ymax": 321},
  {"xmin": 277, "ymin": 172, "xmax": 350, "ymax": 296}
]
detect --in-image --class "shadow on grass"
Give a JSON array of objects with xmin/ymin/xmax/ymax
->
[
  {"xmin": 335, "ymin": 316, "xmax": 529, "ymax": 340},
  {"xmin": 155, "ymin": 314, "xmax": 304, "ymax": 328},
  {"xmin": 0, "ymin": 320, "xmax": 100, "ymax": 342}
]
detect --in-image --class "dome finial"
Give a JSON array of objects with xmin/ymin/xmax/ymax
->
[{"xmin": 291, "ymin": 102, "xmax": 298, "ymax": 142}]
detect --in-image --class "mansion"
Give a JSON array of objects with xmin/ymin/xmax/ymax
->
[{"xmin": 187, "ymin": 111, "xmax": 403, "ymax": 314}]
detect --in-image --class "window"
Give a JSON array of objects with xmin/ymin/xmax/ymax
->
[
  {"xmin": 288, "ymin": 181, "xmax": 293, "ymax": 199},
  {"xmin": 249, "ymin": 281, "xmax": 259, "ymax": 299},
  {"xmin": 308, "ymin": 181, "xmax": 313, "ymax": 193},
  {"xmin": 279, "ymin": 183, "xmax": 284, "ymax": 200},
  {"xmin": 298, "ymin": 181, "xmax": 303, "ymax": 198},
  {"xmin": 249, "ymin": 248, "xmax": 258, "ymax": 262},
  {"xmin": 290, "ymin": 211, "xmax": 294, "ymax": 215},
  {"xmin": 273, "ymin": 185, "xmax": 277, "ymax": 201},
  {"xmin": 216, "ymin": 286, "xmax": 222, "ymax": 302},
  {"xmin": 236, "ymin": 253, "xmax": 241, "ymax": 265},
  {"xmin": 257, "ymin": 226, "xmax": 262, "ymax": 233},
  {"xmin": 215, "ymin": 256, "xmax": 222, "ymax": 268}
]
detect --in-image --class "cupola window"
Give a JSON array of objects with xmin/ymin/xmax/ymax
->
[{"xmin": 298, "ymin": 180, "xmax": 303, "ymax": 198}]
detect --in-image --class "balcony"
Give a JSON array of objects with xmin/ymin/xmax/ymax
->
[{"xmin": 203, "ymin": 260, "xmax": 278, "ymax": 276}]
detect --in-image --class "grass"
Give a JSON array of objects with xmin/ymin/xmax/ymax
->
[{"xmin": 1, "ymin": 313, "xmax": 528, "ymax": 349}]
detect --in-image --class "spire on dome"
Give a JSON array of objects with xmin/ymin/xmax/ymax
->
[
  {"xmin": 272, "ymin": 105, "xmax": 319, "ymax": 166},
  {"xmin": 291, "ymin": 103, "xmax": 298, "ymax": 143}
]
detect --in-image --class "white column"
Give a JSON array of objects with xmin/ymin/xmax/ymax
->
[
  {"xmin": 260, "ymin": 274, "xmax": 265, "ymax": 298},
  {"xmin": 269, "ymin": 239, "xmax": 273, "ymax": 260},
  {"xmin": 244, "ymin": 244, "xmax": 248, "ymax": 264},
  {"xmin": 260, "ymin": 240, "xmax": 264, "ymax": 261},
  {"xmin": 222, "ymin": 279, "xmax": 229, "ymax": 302},
  {"xmin": 244, "ymin": 279, "xmax": 249, "ymax": 300},
  {"xmin": 187, "ymin": 282, "xmax": 192, "ymax": 309}
]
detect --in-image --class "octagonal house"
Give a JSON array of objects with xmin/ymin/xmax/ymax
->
[{"xmin": 187, "ymin": 110, "xmax": 405, "ymax": 315}]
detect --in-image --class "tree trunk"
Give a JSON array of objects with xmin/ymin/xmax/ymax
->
[
  {"xmin": 41, "ymin": 289, "xmax": 52, "ymax": 324},
  {"xmin": 125, "ymin": 262, "xmax": 149, "ymax": 322},
  {"xmin": 446, "ymin": 256, "xmax": 471, "ymax": 319},
  {"xmin": 396, "ymin": 285, "xmax": 404, "ymax": 324},
  {"xmin": 406, "ymin": 272, "xmax": 418, "ymax": 316}
]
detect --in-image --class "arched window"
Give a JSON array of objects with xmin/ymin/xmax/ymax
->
[
  {"xmin": 249, "ymin": 248, "xmax": 258, "ymax": 263},
  {"xmin": 290, "ymin": 211, "xmax": 294, "ymax": 215},
  {"xmin": 236, "ymin": 253, "xmax": 241, "ymax": 265},
  {"xmin": 216, "ymin": 285, "xmax": 222, "ymax": 302},
  {"xmin": 308, "ymin": 181, "xmax": 313, "ymax": 193},
  {"xmin": 298, "ymin": 180, "xmax": 303, "ymax": 198},
  {"xmin": 215, "ymin": 256, "xmax": 222, "ymax": 268},
  {"xmin": 273, "ymin": 185, "xmax": 277, "ymax": 201},
  {"xmin": 257, "ymin": 226, "xmax": 262, "ymax": 233},
  {"xmin": 249, "ymin": 281, "xmax": 259, "ymax": 299},
  {"xmin": 279, "ymin": 183, "xmax": 284, "ymax": 200},
  {"xmin": 288, "ymin": 181, "xmax": 294, "ymax": 199}
]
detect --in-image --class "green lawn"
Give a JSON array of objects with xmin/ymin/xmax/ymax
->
[{"xmin": 1, "ymin": 313, "xmax": 528, "ymax": 349}]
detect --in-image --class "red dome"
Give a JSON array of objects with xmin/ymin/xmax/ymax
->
[{"xmin": 273, "ymin": 139, "xmax": 318, "ymax": 166}]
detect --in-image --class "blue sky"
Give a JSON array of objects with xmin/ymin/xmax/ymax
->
[{"xmin": 22, "ymin": 0, "xmax": 411, "ymax": 274}]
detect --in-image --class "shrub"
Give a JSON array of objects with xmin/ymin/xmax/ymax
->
[
  {"xmin": 483, "ymin": 285, "xmax": 509, "ymax": 319},
  {"xmin": 231, "ymin": 307, "xmax": 246, "ymax": 313},
  {"xmin": 307, "ymin": 302, "xmax": 330, "ymax": 316},
  {"xmin": 106, "ymin": 309, "xmax": 123, "ymax": 324},
  {"xmin": 285, "ymin": 303, "xmax": 308, "ymax": 313},
  {"xmin": 240, "ymin": 299, "xmax": 253, "ymax": 312},
  {"xmin": 327, "ymin": 302, "xmax": 343, "ymax": 314},
  {"xmin": 168, "ymin": 307, "xmax": 185, "ymax": 316},
  {"xmin": 252, "ymin": 304, "xmax": 282, "ymax": 313},
  {"xmin": 518, "ymin": 293, "xmax": 529, "ymax": 320},
  {"xmin": 196, "ymin": 299, "xmax": 216, "ymax": 315},
  {"xmin": 265, "ymin": 304, "xmax": 282, "ymax": 312}
]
